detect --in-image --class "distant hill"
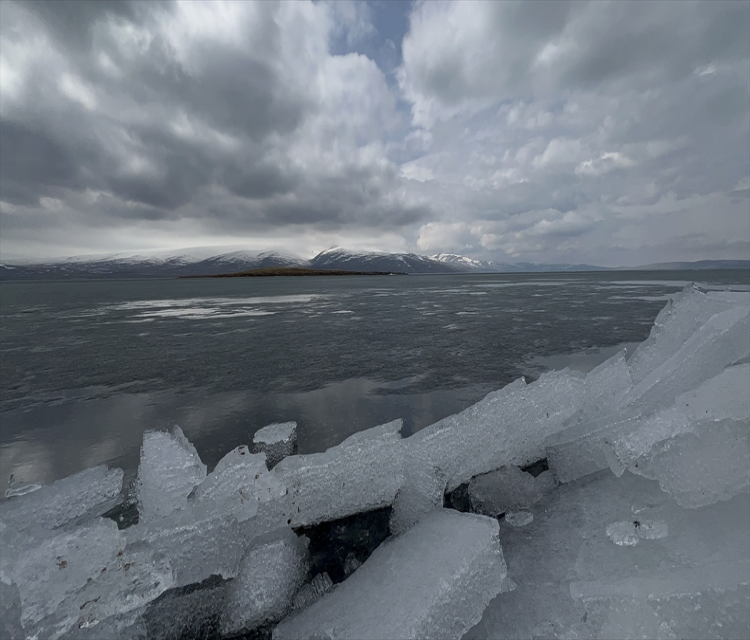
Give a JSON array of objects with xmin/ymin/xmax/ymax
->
[
  {"xmin": 1, "ymin": 249, "xmax": 747, "ymax": 280},
  {"xmin": 630, "ymin": 260, "xmax": 750, "ymax": 271}
]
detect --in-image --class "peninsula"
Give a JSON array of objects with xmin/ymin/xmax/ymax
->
[{"xmin": 181, "ymin": 267, "xmax": 407, "ymax": 278}]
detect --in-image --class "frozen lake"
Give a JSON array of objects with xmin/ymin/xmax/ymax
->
[{"xmin": 1, "ymin": 269, "xmax": 747, "ymax": 495}]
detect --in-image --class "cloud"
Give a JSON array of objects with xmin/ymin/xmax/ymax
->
[{"xmin": 1, "ymin": 0, "xmax": 748, "ymax": 266}]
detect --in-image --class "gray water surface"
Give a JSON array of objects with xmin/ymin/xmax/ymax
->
[{"xmin": 1, "ymin": 270, "xmax": 747, "ymax": 493}]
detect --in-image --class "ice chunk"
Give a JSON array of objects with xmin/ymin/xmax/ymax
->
[
  {"xmin": 577, "ymin": 350, "xmax": 632, "ymax": 419},
  {"xmin": 0, "ymin": 465, "xmax": 123, "ymax": 531},
  {"xmin": 39, "ymin": 546, "xmax": 173, "ymax": 640},
  {"xmin": 468, "ymin": 466, "xmax": 555, "ymax": 517},
  {"xmin": 273, "ymin": 509, "xmax": 509, "ymax": 640},
  {"xmin": 134, "ymin": 426, "xmax": 206, "ymax": 523},
  {"xmin": 628, "ymin": 418, "xmax": 750, "ymax": 508},
  {"xmin": 221, "ymin": 528, "xmax": 309, "ymax": 635},
  {"xmin": 5, "ymin": 482, "xmax": 42, "ymax": 498},
  {"xmin": 343, "ymin": 553, "xmax": 361, "ymax": 577},
  {"xmin": 292, "ymin": 573, "xmax": 333, "ymax": 611},
  {"xmin": 622, "ymin": 304, "xmax": 750, "ymax": 415},
  {"xmin": 627, "ymin": 286, "xmax": 746, "ymax": 383},
  {"xmin": 2, "ymin": 518, "xmax": 124, "ymax": 633},
  {"xmin": 273, "ymin": 420, "xmax": 404, "ymax": 527},
  {"xmin": 191, "ymin": 445, "xmax": 286, "ymax": 521},
  {"xmin": 253, "ymin": 422, "xmax": 298, "ymax": 469},
  {"xmin": 410, "ymin": 371, "xmax": 582, "ymax": 493},
  {"xmin": 389, "ymin": 453, "xmax": 446, "ymax": 536},
  {"xmin": 126, "ymin": 498, "xmax": 287, "ymax": 587},
  {"xmin": 548, "ymin": 360, "xmax": 750, "ymax": 484}
]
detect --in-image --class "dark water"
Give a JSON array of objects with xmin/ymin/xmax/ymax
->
[{"xmin": 1, "ymin": 270, "xmax": 747, "ymax": 494}]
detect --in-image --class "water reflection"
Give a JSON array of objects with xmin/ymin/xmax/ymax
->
[{"xmin": 0, "ymin": 378, "xmax": 494, "ymax": 497}]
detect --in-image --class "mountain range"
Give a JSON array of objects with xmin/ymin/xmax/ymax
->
[{"xmin": 0, "ymin": 247, "xmax": 747, "ymax": 280}]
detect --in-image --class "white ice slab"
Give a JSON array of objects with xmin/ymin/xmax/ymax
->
[
  {"xmin": 0, "ymin": 465, "xmax": 123, "ymax": 532},
  {"xmin": 390, "ymin": 452, "xmax": 447, "ymax": 536},
  {"xmin": 410, "ymin": 371, "xmax": 582, "ymax": 493},
  {"xmin": 272, "ymin": 420, "xmax": 404, "ymax": 527},
  {"xmin": 134, "ymin": 426, "xmax": 206, "ymax": 522},
  {"xmin": 627, "ymin": 286, "xmax": 747, "ymax": 384},
  {"xmin": 221, "ymin": 528, "xmax": 309, "ymax": 635},
  {"xmin": 274, "ymin": 509, "xmax": 509, "ymax": 640}
]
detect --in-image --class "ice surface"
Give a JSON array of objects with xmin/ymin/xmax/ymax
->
[
  {"xmin": 469, "ymin": 466, "xmax": 555, "ymax": 517},
  {"xmin": 503, "ymin": 511, "xmax": 534, "ymax": 527},
  {"xmin": 548, "ymin": 360, "xmax": 750, "ymax": 484},
  {"xmin": 191, "ymin": 445, "xmax": 286, "ymax": 521},
  {"xmin": 464, "ymin": 471, "xmax": 750, "ymax": 640},
  {"xmin": 274, "ymin": 509, "xmax": 509, "ymax": 640},
  {"xmin": 273, "ymin": 420, "xmax": 404, "ymax": 527},
  {"xmin": 134, "ymin": 426, "xmax": 206, "ymax": 523},
  {"xmin": 0, "ymin": 465, "xmax": 123, "ymax": 531},
  {"xmin": 2, "ymin": 519, "xmax": 123, "ymax": 626},
  {"xmin": 628, "ymin": 418, "xmax": 750, "ymax": 508},
  {"xmin": 292, "ymin": 572, "xmax": 333, "ymax": 611},
  {"xmin": 253, "ymin": 422, "xmax": 298, "ymax": 469},
  {"xmin": 221, "ymin": 527, "xmax": 309, "ymax": 635}
]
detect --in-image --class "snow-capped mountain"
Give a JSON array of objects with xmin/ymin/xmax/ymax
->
[{"xmin": 309, "ymin": 248, "xmax": 460, "ymax": 274}]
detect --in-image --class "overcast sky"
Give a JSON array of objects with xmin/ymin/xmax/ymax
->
[{"xmin": 1, "ymin": 0, "xmax": 748, "ymax": 265}]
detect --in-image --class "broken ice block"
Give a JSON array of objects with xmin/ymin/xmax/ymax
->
[
  {"xmin": 134, "ymin": 426, "xmax": 207, "ymax": 522},
  {"xmin": 577, "ymin": 350, "xmax": 632, "ymax": 420},
  {"xmin": 628, "ymin": 418, "xmax": 750, "ymax": 508},
  {"xmin": 0, "ymin": 465, "xmax": 123, "ymax": 531},
  {"xmin": 627, "ymin": 286, "xmax": 746, "ymax": 384},
  {"xmin": 125, "ymin": 498, "xmax": 287, "ymax": 587},
  {"xmin": 390, "ymin": 453, "xmax": 447, "ymax": 536},
  {"xmin": 273, "ymin": 509, "xmax": 509, "ymax": 640},
  {"xmin": 221, "ymin": 528, "xmax": 309, "ymax": 635},
  {"xmin": 273, "ymin": 420, "xmax": 404, "ymax": 527},
  {"xmin": 621, "ymin": 305, "xmax": 750, "ymax": 415},
  {"xmin": 550, "ymin": 361, "xmax": 750, "ymax": 484},
  {"xmin": 2, "ymin": 518, "xmax": 124, "ymax": 633},
  {"xmin": 191, "ymin": 445, "xmax": 286, "ymax": 521},
  {"xmin": 292, "ymin": 572, "xmax": 333, "ymax": 611},
  {"xmin": 253, "ymin": 422, "xmax": 298, "ymax": 469},
  {"xmin": 410, "ymin": 371, "xmax": 582, "ymax": 493},
  {"xmin": 503, "ymin": 511, "xmax": 534, "ymax": 527},
  {"xmin": 468, "ymin": 466, "xmax": 555, "ymax": 517}
]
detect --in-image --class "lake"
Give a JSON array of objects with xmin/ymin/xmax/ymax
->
[{"xmin": 1, "ymin": 269, "xmax": 747, "ymax": 496}]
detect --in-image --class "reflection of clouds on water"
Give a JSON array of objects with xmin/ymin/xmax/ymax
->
[{"xmin": 0, "ymin": 379, "xmax": 493, "ymax": 496}]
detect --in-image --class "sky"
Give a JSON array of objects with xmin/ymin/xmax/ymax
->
[{"xmin": 0, "ymin": 0, "xmax": 748, "ymax": 266}]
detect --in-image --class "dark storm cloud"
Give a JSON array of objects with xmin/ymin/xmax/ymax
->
[{"xmin": 0, "ymin": 0, "xmax": 424, "ymax": 249}]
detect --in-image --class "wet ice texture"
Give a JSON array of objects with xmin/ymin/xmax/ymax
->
[
  {"xmin": 221, "ymin": 528, "xmax": 309, "ymax": 635},
  {"xmin": 134, "ymin": 426, "xmax": 206, "ymax": 522},
  {"xmin": 273, "ymin": 509, "xmax": 509, "ymax": 640},
  {"xmin": 253, "ymin": 421, "xmax": 298, "ymax": 469}
]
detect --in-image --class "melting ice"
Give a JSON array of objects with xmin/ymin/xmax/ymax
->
[{"xmin": 0, "ymin": 285, "xmax": 748, "ymax": 639}]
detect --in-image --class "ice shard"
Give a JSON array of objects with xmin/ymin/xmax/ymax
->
[
  {"xmin": 253, "ymin": 422, "xmax": 298, "ymax": 469},
  {"xmin": 134, "ymin": 426, "xmax": 207, "ymax": 523}
]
